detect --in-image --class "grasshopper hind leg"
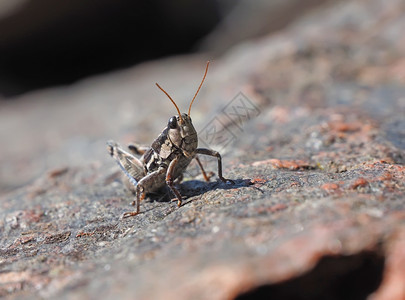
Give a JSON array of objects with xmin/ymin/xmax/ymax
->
[
  {"xmin": 107, "ymin": 141, "xmax": 145, "ymax": 186},
  {"xmin": 107, "ymin": 141, "xmax": 147, "ymax": 218},
  {"xmin": 122, "ymin": 168, "xmax": 167, "ymax": 218},
  {"xmin": 122, "ymin": 184, "xmax": 143, "ymax": 218}
]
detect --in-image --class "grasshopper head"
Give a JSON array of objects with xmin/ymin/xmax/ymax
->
[
  {"xmin": 167, "ymin": 113, "xmax": 197, "ymax": 157},
  {"xmin": 156, "ymin": 61, "xmax": 210, "ymax": 157}
]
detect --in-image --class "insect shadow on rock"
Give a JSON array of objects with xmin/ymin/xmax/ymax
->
[
  {"xmin": 107, "ymin": 61, "xmax": 235, "ymax": 218},
  {"xmin": 176, "ymin": 178, "xmax": 254, "ymax": 205}
]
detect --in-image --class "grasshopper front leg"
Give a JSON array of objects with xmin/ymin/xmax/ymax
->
[
  {"xmin": 196, "ymin": 148, "xmax": 235, "ymax": 184},
  {"xmin": 122, "ymin": 167, "xmax": 167, "ymax": 218},
  {"xmin": 166, "ymin": 157, "xmax": 183, "ymax": 207}
]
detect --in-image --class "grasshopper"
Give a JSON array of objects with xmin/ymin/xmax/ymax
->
[{"xmin": 107, "ymin": 62, "xmax": 234, "ymax": 218}]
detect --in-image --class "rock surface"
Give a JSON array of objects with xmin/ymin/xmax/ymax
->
[{"xmin": 1, "ymin": 0, "xmax": 405, "ymax": 299}]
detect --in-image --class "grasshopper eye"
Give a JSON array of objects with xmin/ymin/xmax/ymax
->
[{"xmin": 168, "ymin": 116, "xmax": 177, "ymax": 129}]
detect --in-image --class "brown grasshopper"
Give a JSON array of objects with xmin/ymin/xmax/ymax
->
[{"xmin": 107, "ymin": 61, "xmax": 234, "ymax": 218}]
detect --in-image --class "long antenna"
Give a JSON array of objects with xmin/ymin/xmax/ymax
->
[
  {"xmin": 188, "ymin": 61, "xmax": 210, "ymax": 117},
  {"xmin": 156, "ymin": 83, "xmax": 184, "ymax": 123}
]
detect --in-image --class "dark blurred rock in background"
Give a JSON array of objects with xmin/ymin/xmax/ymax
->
[
  {"xmin": 0, "ymin": 0, "xmax": 333, "ymax": 97},
  {"xmin": 0, "ymin": 0, "xmax": 222, "ymax": 97}
]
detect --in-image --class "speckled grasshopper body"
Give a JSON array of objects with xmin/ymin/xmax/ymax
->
[{"xmin": 107, "ymin": 62, "xmax": 234, "ymax": 218}]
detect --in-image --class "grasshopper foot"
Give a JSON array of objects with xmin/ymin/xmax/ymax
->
[
  {"xmin": 220, "ymin": 177, "xmax": 235, "ymax": 185},
  {"xmin": 170, "ymin": 198, "xmax": 182, "ymax": 207},
  {"xmin": 122, "ymin": 211, "xmax": 139, "ymax": 218},
  {"xmin": 203, "ymin": 171, "xmax": 215, "ymax": 182}
]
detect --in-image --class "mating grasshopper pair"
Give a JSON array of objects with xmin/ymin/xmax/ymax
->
[{"xmin": 107, "ymin": 62, "xmax": 234, "ymax": 218}]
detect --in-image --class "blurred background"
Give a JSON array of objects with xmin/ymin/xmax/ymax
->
[{"xmin": 0, "ymin": 0, "xmax": 330, "ymax": 97}]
